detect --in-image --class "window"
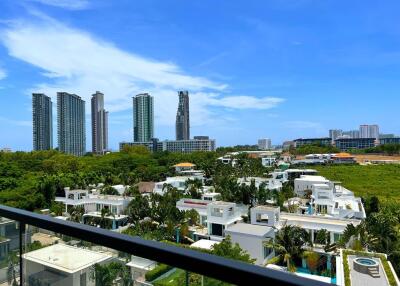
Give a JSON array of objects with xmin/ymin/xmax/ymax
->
[
  {"xmin": 264, "ymin": 246, "xmax": 272, "ymax": 258},
  {"xmin": 211, "ymin": 208, "xmax": 223, "ymax": 217}
]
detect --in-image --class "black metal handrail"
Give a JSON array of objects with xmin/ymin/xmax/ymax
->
[{"xmin": 0, "ymin": 205, "xmax": 331, "ymax": 286}]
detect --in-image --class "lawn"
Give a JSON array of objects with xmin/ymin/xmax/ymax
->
[
  {"xmin": 313, "ymin": 165, "xmax": 400, "ymax": 201},
  {"xmin": 153, "ymin": 269, "xmax": 231, "ymax": 286}
]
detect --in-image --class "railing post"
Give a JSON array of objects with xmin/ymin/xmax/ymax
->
[
  {"xmin": 185, "ymin": 270, "xmax": 189, "ymax": 286},
  {"xmin": 19, "ymin": 222, "xmax": 25, "ymax": 286}
]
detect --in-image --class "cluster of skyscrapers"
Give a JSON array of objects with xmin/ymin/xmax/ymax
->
[
  {"xmin": 32, "ymin": 91, "xmax": 108, "ymax": 156},
  {"xmin": 122, "ymin": 91, "xmax": 215, "ymax": 153},
  {"xmin": 329, "ymin": 124, "xmax": 380, "ymax": 142}
]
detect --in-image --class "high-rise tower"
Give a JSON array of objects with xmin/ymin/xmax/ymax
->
[
  {"xmin": 133, "ymin": 93, "xmax": 154, "ymax": 142},
  {"xmin": 91, "ymin": 91, "xmax": 108, "ymax": 154},
  {"xmin": 57, "ymin": 92, "xmax": 86, "ymax": 156},
  {"xmin": 175, "ymin": 91, "xmax": 190, "ymax": 140},
  {"xmin": 32, "ymin": 93, "xmax": 52, "ymax": 151}
]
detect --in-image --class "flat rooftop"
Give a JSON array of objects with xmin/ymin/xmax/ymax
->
[
  {"xmin": 191, "ymin": 239, "xmax": 220, "ymax": 250},
  {"xmin": 23, "ymin": 244, "xmax": 111, "ymax": 273},
  {"xmin": 296, "ymin": 175, "xmax": 328, "ymax": 181},
  {"xmin": 225, "ymin": 223, "xmax": 273, "ymax": 237},
  {"xmin": 280, "ymin": 213, "xmax": 361, "ymax": 231}
]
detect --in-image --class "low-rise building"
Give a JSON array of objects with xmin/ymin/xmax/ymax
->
[
  {"xmin": 207, "ymin": 202, "xmax": 244, "ymax": 239},
  {"xmin": 225, "ymin": 223, "xmax": 275, "ymax": 265},
  {"xmin": 294, "ymin": 138, "xmax": 332, "ymax": 148},
  {"xmin": 23, "ymin": 244, "xmax": 112, "ymax": 286},
  {"xmin": 335, "ymin": 138, "xmax": 376, "ymax": 151},
  {"xmin": 126, "ymin": 256, "xmax": 156, "ymax": 285},
  {"xmin": 294, "ymin": 175, "xmax": 332, "ymax": 197}
]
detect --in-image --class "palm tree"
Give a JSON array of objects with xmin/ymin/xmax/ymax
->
[
  {"xmin": 68, "ymin": 205, "xmax": 85, "ymax": 223},
  {"xmin": 264, "ymin": 225, "xmax": 312, "ymax": 272},
  {"xmin": 339, "ymin": 222, "xmax": 378, "ymax": 251}
]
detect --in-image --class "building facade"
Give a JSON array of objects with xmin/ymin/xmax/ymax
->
[
  {"xmin": 335, "ymin": 138, "xmax": 376, "ymax": 151},
  {"xmin": 359, "ymin": 124, "xmax": 379, "ymax": 139},
  {"xmin": 329, "ymin": 129, "xmax": 342, "ymax": 142},
  {"xmin": 91, "ymin": 91, "xmax": 108, "ymax": 154},
  {"xmin": 379, "ymin": 137, "xmax": 400, "ymax": 145},
  {"xmin": 293, "ymin": 138, "xmax": 332, "ymax": 148},
  {"xmin": 119, "ymin": 137, "xmax": 216, "ymax": 153},
  {"xmin": 176, "ymin": 91, "xmax": 190, "ymax": 140},
  {"xmin": 133, "ymin": 93, "xmax": 154, "ymax": 142},
  {"xmin": 57, "ymin": 92, "xmax": 86, "ymax": 156},
  {"xmin": 258, "ymin": 138, "xmax": 272, "ymax": 150},
  {"xmin": 32, "ymin": 93, "xmax": 53, "ymax": 151},
  {"xmin": 342, "ymin": 130, "xmax": 360, "ymax": 139}
]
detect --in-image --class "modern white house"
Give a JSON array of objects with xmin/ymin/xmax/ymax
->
[
  {"xmin": 176, "ymin": 198, "xmax": 211, "ymax": 226},
  {"xmin": 55, "ymin": 188, "xmax": 132, "ymax": 230},
  {"xmin": 153, "ymin": 174, "xmax": 204, "ymax": 195},
  {"xmin": 126, "ymin": 255, "xmax": 156, "ymax": 286},
  {"xmin": 294, "ymin": 175, "xmax": 332, "ymax": 197},
  {"xmin": 237, "ymin": 177, "xmax": 282, "ymax": 191},
  {"xmin": 23, "ymin": 244, "xmax": 112, "ymax": 286},
  {"xmin": 310, "ymin": 184, "xmax": 366, "ymax": 219},
  {"xmin": 207, "ymin": 201, "xmax": 244, "ymax": 239},
  {"xmin": 225, "ymin": 223, "xmax": 275, "ymax": 265}
]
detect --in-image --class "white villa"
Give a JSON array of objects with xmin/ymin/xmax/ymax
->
[
  {"xmin": 237, "ymin": 177, "xmax": 282, "ymax": 191},
  {"xmin": 294, "ymin": 175, "xmax": 332, "ymax": 197},
  {"xmin": 153, "ymin": 174, "xmax": 205, "ymax": 195},
  {"xmin": 55, "ymin": 188, "xmax": 132, "ymax": 230},
  {"xmin": 23, "ymin": 244, "xmax": 112, "ymax": 286}
]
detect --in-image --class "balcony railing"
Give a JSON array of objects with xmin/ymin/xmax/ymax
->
[{"xmin": 0, "ymin": 204, "xmax": 331, "ymax": 286}]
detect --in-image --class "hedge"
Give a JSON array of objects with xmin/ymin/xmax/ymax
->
[{"xmin": 145, "ymin": 264, "xmax": 173, "ymax": 282}]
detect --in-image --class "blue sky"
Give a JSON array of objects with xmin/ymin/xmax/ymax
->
[{"xmin": 0, "ymin": 0, "xmax": 400, "ymax": 151}]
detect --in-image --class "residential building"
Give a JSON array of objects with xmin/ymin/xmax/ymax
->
[
  {"xmin": 342, "ymin": 130, "xmax": 360, "ymax": 139},
  {"xmin": 207, "ymin": 201, "xmax": 244, "ymax": 239},
  {"xmin": 380, "ymin": 137, "xmax": 400, "ymax": 145},
  {"xmin": 379, "ymin": 133, "xmax": 395, "ymax": 139},
  {"xmin": 258, "ymin": 138, "xmax": 272, "ymax": 150},
  {"xmin": 153, "ymin": 174, "xmax": 204, "ymax": 195},
  {"xmin": 176, "ymin": 198, "xmax": 212, "ymax": 226},
  {"xmin": 91, "ymin": 91, "xmax": 108, "ymax": 154},
  {"xmin": 23, "ymin": 244, "xmax": 112, "ymax": 286},
  {"xmin": 331, "ymin": 153, "xmax": 357, "ymax": 164},
  {"xmin": 310, "ymin": 183, "xmax": 366, "ymax": 219},
  {"xmin": 55, "ymin": 188, "xmax": 131, "ymax": 230},
  {"xmin": 294, "ymin": 175, "xmax": 332, "ymax": 197},
  {"xmin": 238, "ymin": 177, "xmax": 282, "ymax": 191},
  {"xmin": 329, "ymin": 129, "xmax": 342, "ymax": 142},
  {"xmin": 57, "ymin": 92, "xmax": 86, "ymax": 156},
  {"xmin": 32, "ymin": 93, "xmax": 52, "ymax": 151},
  {"xmin": 133, "ymin": 93, "xmax": 154, "ymax": 142},
  {"xmin": 120, "ymin": 137, "xmax": 216, "ymax": 153},
  {"xmin": 359, "ymin": 124, "xmax": 379, "ymax": 139},
  {"xmin": 176, "ymin": 90, "xmax": 190, "ymax": 140},
  {"xmin": 162, "ymin": 137, "xmax": 216, "ymax": 153},
  {"xmin": 173, "ymin": 162, "xmax": 196, "ymax": 173},
  {"xmin": 0, "ymin": 147, "xmax": 11, "ymax": 153},
  {"xmin": 126, "ymin": 256, "xmax": 156, "ymax": 285},
  {"xmin": 225, "ymin": 223, "xmax": 275, "ymax": 265},
  {"xmin": 293, "ymin": 138, "xmax": 332, "ymax": 148},
  {"xmin": 335, "ymin": 138, "xmax": 376, "ymax": 151},
  {"xmin": 282, "ymin": 141, "xmax": 295, "ymax": 150}
]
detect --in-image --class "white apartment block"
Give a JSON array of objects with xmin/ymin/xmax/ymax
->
[{"xmin": 258, "ymin": 138, "xmax": 272, "ymax": 150}]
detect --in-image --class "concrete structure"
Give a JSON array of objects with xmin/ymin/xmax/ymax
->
[
  {"xmin": 23, "ymin": 244, "xmax": 112, "ymax": 286},
  {"xmin": 258, "ymin": 138, "xmax": 272, "ymax": 150},
  {"xmin": 176, "ymin": 198, "xmax": 211, "ymax": 226},
  {"xmin": 32, "ymin": 93, "xmax": 52, "ymax": 151},
  {"xmin": 120, "ymin": 137, "xmax": 216, "ymax": 153},
  {"xmin": 55, "ymin": 188, "xmax": 131, "ymax": 230},
  {"xmin": 331, "ymin": 153, "xmax": 357, "ymax": 164},
  {"xmin": 91, "ymin": 91, "xmax": 108, "ymax": 154},
  {"xmin": 133, "ymin": 93, "xmax": 154, "ymax": 142},
  {"xmin": 293, "ymin": 138, "xmax": 332, "ymax": 148},
  {"xmin": 380, "ymin": 137, "xmax": 400, "ymax": 145},
  {"xmin": 238, "ymin": 177, "xmax": 282, "ymax": 191},
  {"xmin": 173, "ymin": 162, "xmax": 196, "ymax": 173},
  {"xmin": 191, "ymin": 239, "xmax": 220, "ymax": 251},
  {"xmin": 207, "ymin": 202, "xmax": 243, "ymax": 238},
  {"xmin": 57, "ymin": 92, "xmax": 86, "ymax": 156},
  {"xmin": 360, "ymin": 124, "xmax": 379, "ymax": 139},
  {"xmin": 294, "ymin": 175, "xmax": 331, "ymax": 197},
  {"xmin": 329, "ymin": 129, "xmax": 342, "ymax": 142},
  {"xmin": 153, "ymin": 175, "xmax": 204, "ymax": 195},
  {"xmin": 126, "ymin": 256, "xmax": 156, "ymax": 285},
  {"xmin": 310, "ymin": 184, "xmax": 366, "ymax": 219},
  {"xmin": 225, "ymin": 223, "xmax": 275, "ymax": 265},
  {"xmin": 176, "ymin": 91, "xmax": 190, "ymax": 140},
  {"xmin": 335, "ymin": 138, "xmax": 376, "ymax": 151},
  {"xmin": 342, "ymin": 130, "xmax": 360, "ymax": 139}
]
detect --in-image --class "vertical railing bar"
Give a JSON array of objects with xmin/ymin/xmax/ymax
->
[{"xmin": 19, "ymin": 222, "xmax": 25, "ymax": 286}]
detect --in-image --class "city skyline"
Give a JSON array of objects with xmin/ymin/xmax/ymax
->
[{"xmin": 1, "ymin": 1, "xmax": 400, "ymax": 151}]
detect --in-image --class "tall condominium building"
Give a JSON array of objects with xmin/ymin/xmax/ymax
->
[
  {"xmin": 258, "ymin": 138, "xmax": 272, "ymax": 150},
  {"xmin": 57, "ymin": 92, "xmax": 86, "ymax": 156},
  {"xmin": 91, "ymin": 91, "xmax": 108, "ymax": 154},
  {"xmin": 175, "ymin": 91, "xmax": 190, "ymax": 140},
  {"xmin": 359, "ymin": 124, "xmax": 379, "ymax": 139},
  {"xmin": 329, "ymin": 129, "xmax": 343, "ymax": 142},
  {"xmin": 133, "ymin": 93, "xmax": 154, "ymax": 142},
  {"xmin": 342, "ymin": 130, "xmax": 360, "ymax": 139},
  {"xmin": 32, "ymin": 93, "xmax": 53, "ymax": 151}
]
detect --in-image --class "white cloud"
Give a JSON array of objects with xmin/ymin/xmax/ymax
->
[
  {"xmin": 27, "ymin": 0, "xmax": 90, "ymax": 10},
  {"xmin": 0, "ymin": 16, "xmax": 285, "ymax": 128},
  {"xmin": 0, "ymin": 67, "xmax": 6, "ymax": 80}
]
